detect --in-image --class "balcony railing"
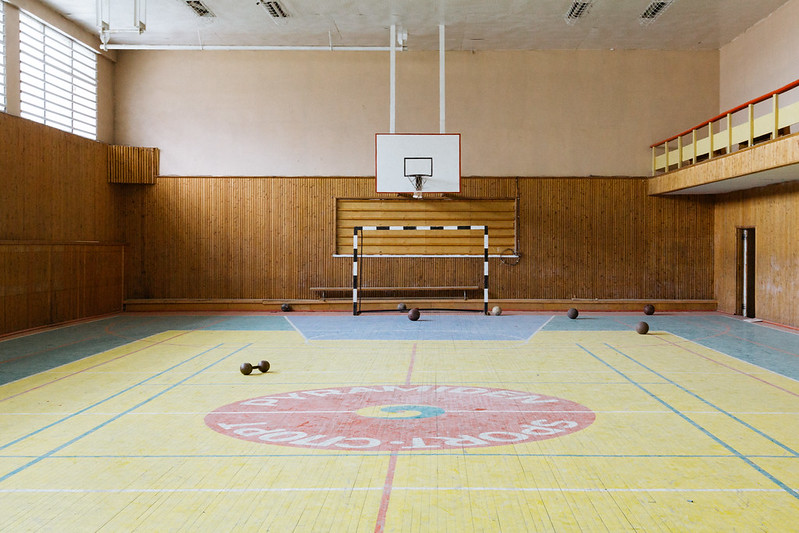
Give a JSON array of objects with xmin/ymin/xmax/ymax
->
[{"xmin": 651, "ymin": 79, "xmax": 799, "ymax": 175}]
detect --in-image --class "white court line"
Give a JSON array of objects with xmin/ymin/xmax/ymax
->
[
  {"xmin": 281, "ymin": 316, "xmax": 308, "ymax": 342},
  {"xmin": 524, "ymin": 315, "xmax": 555, "ymax": 344},
  {"xmin": 0, "ymin": 487, "xmax": 796, "ymax": 494},
  {"xmin": 4, "ymin": 410, "xmax": 798, "ymax": 415}
]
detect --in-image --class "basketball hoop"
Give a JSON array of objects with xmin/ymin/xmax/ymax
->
[
  {"xmin": 407, "ymin": 174, "xmax": 428, "ymax": 199},
  {"xmin": 403, "ymin": 157, "xmax": 432, "ymax": 199}
]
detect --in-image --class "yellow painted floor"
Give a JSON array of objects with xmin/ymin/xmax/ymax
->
[{"xmin": 2, "ymin": 315, "xmax": 799, "ymax": 531}]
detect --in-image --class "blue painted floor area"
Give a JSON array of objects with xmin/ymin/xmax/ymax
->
[
  {"xmin": 0, "ymin": 314, "xmax": 292, "ymax": 385},
  {"xmin": 545, "ymin": 313, "xmax": 799, "ymax": 381},
  {"xmin": 287, "ymin": 313, "xmax": 551, "ymax": 341},
  {"xmin": 3, "ymin": 312, "xmax": 798, "ymax": 384}
]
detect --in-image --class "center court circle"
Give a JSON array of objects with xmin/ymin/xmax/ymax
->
[{"xmin": 205, "ymin": 385, "xmax": 596, "ymax": 451}]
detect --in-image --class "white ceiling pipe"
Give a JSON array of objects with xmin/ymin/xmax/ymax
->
[
  {"xmin": 390, "ymin": 24, "xmax": 396, "ymax": 134},
  {"xmin": 439, "ymin": 24, "xmax": 445, "ymax": 134},
  {"xmin": 103, "ymin": 44, "xmax": 393, "ymax": 51}
]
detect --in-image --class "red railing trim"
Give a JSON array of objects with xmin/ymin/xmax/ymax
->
[{"xmin": 650, "ymin": 78, "xmax": 799, "ymax": 148}]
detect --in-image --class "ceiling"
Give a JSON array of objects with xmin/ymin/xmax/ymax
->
[
  {"xmin": 41, "ymin": 0, "xmax": 793, "ymax": 50},
  {"xmin": 666, "ymin": 162, "xmax": 799, "ymax": 195}
]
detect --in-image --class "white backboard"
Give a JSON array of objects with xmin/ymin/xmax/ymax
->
[{"xmin": 375, "ymin": 134, "xmax": 461, "ymax": 194}]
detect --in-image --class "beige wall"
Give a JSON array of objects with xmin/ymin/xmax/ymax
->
[
  {"xmin": 96, "ymin": 57, "xmax": 116, "ymax": 144},
  {"xmin": 719, "ymin": 0, "xmax": 799, "ymax": 110},
  {"xmin": 114, "ymin": 49, "xmax": 718, "ymax": 177}
]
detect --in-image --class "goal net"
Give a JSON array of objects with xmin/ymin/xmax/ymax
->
[{"xmin": 352, "ymin": 225, "xmax": 489, "ymax": 315}]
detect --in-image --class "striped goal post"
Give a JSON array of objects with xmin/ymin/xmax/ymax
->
[{"xmin": 352, "ymin": 225, "xmax": 489, "ymax": 315}]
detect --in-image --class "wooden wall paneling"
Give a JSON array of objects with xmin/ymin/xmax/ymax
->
[
  {"xmin": 239, "ymin": 179, "xmax": 254, "ymax": 298},
  {"xmin": 714, "ymin": 181, "xmax": 799, "ymax": 327},
  {"xmin": 336, "ymin": 199, "xmax": 516, "ymax": 255},
  {"xmin": 296, "ymin": 179, "xmax": 317, "ymax": 295},
  {"xmin": 27, "ymin": 245, "xmax": 52, "ymax": 328},
  {"xmin": 81, "ymin": 245, "xmax": 124, "ymax": 318},
  {"xmin": 267, "ymin": 178, "xmax": 280, "ymax": 299},
  {"xmin": 0, "ymin": 247, "xmax": 5, "ymax": 331},
  {"xmin": 1, "ymin": 113, "xmax": 123, "ymax": 244},
  {"xmin": 0, "ymin": 116, "xmax": 22, "ymax": 239},
  {"xmin": 0, "ymin": 243, "xmax": 124, "ymax": 336},
  {"xmin": 51, "ymin": 244, "xmax": 78, "ymax": 325},
  {"xmin": 523, "ymin": 178, "xmax": 554, "ymax": 298},
  {"xmin": 1, "ymin": 113, "xmax": 127, "ymax": 335},
  {"xmin": 772, "ymin": 186, "xmax": 795, "ymax": 323},
  {"xmin": 108, "ymin": 145, "xmax": 159, "ymax": 184},
  {"xmin": 214, "ymin": 179, "xmax": 231, "ymax": 298},
  {"xmin": 121, "ymin": 176, "xmax": 716, "ymax": 306},
  {"xmin": 2, "ymin": 245, "xmax": 26, "ymax": 333},
  {"xmin": 506, "ymin": 177, "xmax": 715, "ymax": 301},
  {"xmin": 254, "ymin": 178, "xmax": 272, "ymax": 297},
  {"xmin": 715, "ymin": 194, "xmax": 737, "ymax": 314}
]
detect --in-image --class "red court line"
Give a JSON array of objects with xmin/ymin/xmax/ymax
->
[
  {"xmin": 1, "ymin": 316, "xmax": 238, "ymax": 403},
  {"xmin": 0, "ymin": 334, "xmax": 104, "ymax": 366},
  {"xmin": 704, "ymin": 317, "xmax": 799, "ymax": 358},
  {"xmin": 374, "ymin": 342, "xmax": 416, "ymax": 532},
  {"xmin": 374, "ymin": 453, "xmax": 399, "ymax": 533},
  {"xmin": 405, "ymin": 342, "xmax": 417, "ymax": 386},
  {"xmin": 102, "ymin": 315, "xmax": 163, "ymax": 340},
  {"xmin": 0, "ymin": 330, "xmax": 193, "ymax": 403},
  {"xmin": 662, "ymin": 336, "xmax": 799, "ymax": 398},
  {"xmin": 0, "ymin": 312, "xmax": 119, "ymax": 341}
]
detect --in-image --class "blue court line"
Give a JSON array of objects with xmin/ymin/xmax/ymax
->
[
  {"xmin": 576, "ymin": 343, "xmax": 799, "ymax": 501},
  {"xmin": 542, "ymin": 314, "xmax": 799, "ymax": 381},
  {"xmin": 605, "ymin": 343, "xmax": 799, "ymax": 458},
  {"xmin": 0, "ymin": 315, "xmax": 291, "ymax": 385},
  {"xmin": 0, "ymin": 343, "xmax": 223, "ymax": 452},
  {"xmin": 0, "ymin": 343, "xmax": 249, "ymax": 483}
]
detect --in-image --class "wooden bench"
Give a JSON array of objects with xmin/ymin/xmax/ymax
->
[{"xmin": 311, "ymin": 286, "xmax": 481, "ymax": 300}]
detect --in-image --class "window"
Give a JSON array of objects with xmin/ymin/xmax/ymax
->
[
  {"xmin": 19, "ymin": 11, "xmax": 97, "ymax": 139},
  {"xmin": 0, "ymin": 2, "xmax": 6, "ymax": 112}
]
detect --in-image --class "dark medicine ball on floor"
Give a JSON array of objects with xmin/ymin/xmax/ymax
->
[{"xmin": 408, "ymin": 308, "xmax": 420, "ymax": 321}]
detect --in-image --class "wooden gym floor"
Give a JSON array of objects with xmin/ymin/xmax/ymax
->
[{"xmin": 1, "ymin": 311, "xmax": 798, "ymax": 531}]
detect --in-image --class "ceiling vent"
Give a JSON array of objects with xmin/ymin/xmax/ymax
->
[
  {"xmin": 564, "ymin": 2, "xmax": 593, "ymax": 24},
  {"xmin": 184, "ymin": 0, "xmax": 215, "ymax": 17},
  {"xmin": 640, "ymin": 1, "xmax": 674, "ymax": 24},
  {"xmin": 257, "ymin": 0, "xmax": 291, "ymax": 23}
]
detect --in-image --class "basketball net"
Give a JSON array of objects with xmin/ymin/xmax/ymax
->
[{"xmin": 408, "ymin": 175, "xmax": 428, "ymax": 199}]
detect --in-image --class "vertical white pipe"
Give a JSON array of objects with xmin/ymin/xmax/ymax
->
[
  {"xmin": 439, "ymin": 24, "xmax": 445, "ymax": 134},
  {"xmin": 742, "ymin": 230, "xmax": 748, "ymax": 316},
  {"xmin": 390, "ymin": 24, "xmax": 396, "ymax": 134}
]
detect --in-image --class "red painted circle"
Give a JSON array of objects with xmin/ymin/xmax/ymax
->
[{"xmin": 205, "ymin": 385, "xmax": 595, "ymax": 451}]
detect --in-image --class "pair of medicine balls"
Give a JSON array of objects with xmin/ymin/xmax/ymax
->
[
  {"xmin": 566, "ymin": 307, "xmax": 650, "ymax": 334},
  {"xmin": 404, "ymin": 306, "xmax": 503, "ymax": 321},
  {"xmin": 567, "ymin": 305, "xmax": 654, "ymax": 319}
]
